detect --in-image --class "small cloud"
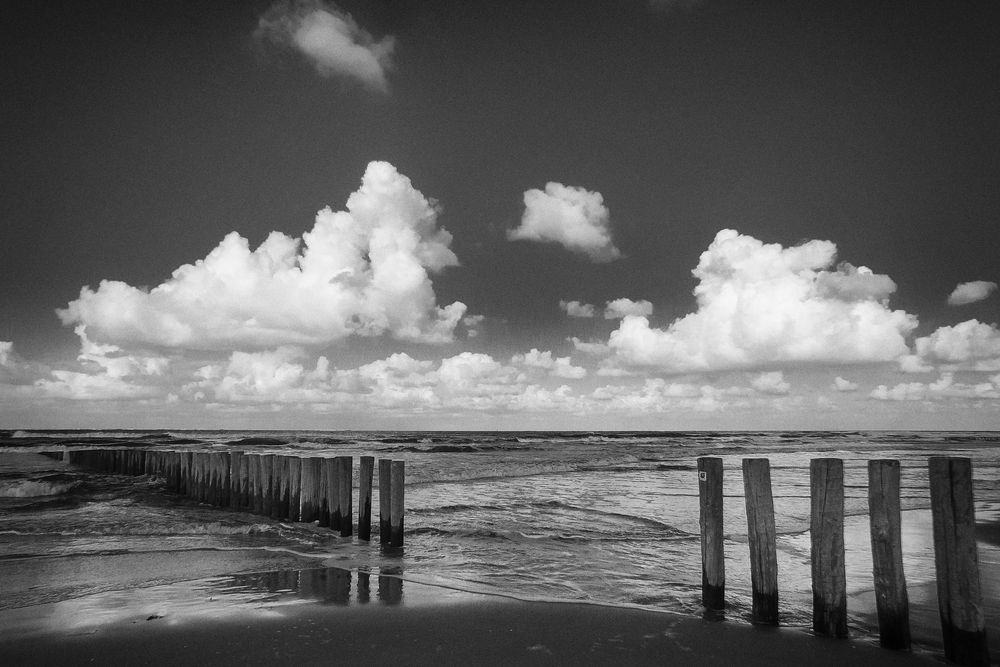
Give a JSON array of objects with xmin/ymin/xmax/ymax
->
[
  {"xmin": 947, "ymin": 281, "xmax": 997, "ymax": 306},
  {"xmin": 832, "ymin": 376, "xmax": 858, "ymax": 392},
  {"xmin": 560, "ymin": 300, "xmax": 597, "ymax": 318},
  {"xmin": 870, "ymin": 373, "xmax": 1000, "ymax": 401},
  {"xmin": 511, "ymin": 349, "xmax": 587, "ymax": 380},
  {"xmin": 751, "ymin": 371, "xmax": 790, "ymax": 395},
  {"xmin": 570, "ymin": 337, "xmax": 611, "ymax": 356},
  {"xmin": 462, "ymin": 314, "xmax": 485, "ymax": 338},
  {"xmin": 604, "ymin": 298, "xmax": 653, "ymax": 320},
  {"xmin": 508, "ymin": 183, "xmax": 622, "ymax": 262},
  {"xmin": 907, "ymin": 319, "xmax": 1000, "ymax": 372},
  {"xmin": 256, "ymin": 0, "xmax": 395, "ymax": 93}
]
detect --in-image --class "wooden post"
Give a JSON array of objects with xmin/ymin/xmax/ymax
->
[
  {"xmin": 338, "ymin": 456, "xmax": 353, "ymax": 537},
  {"xmin": 191, "ymin": 452, "xmax": 206, "ymax": 502},
  {"xmin": 247, "ymin": 454, "xmax": 260, "ymax": 514},
  {"xmin": 287, "ymin": 456, "xmax": 301, "ymax": 521},
  {"xmin": 300, "ymin": 457, "xmax": 321, "ymax": 523},
  {"xmin": 274, "ymin": 456, "xmax": 290, "ymax": 519},
  {"xmin": 389, "ymin": 460, "xmax": 404, "ymax": 547},
  {"xmin": 379, "ymin": 459, "xmax": 392, "ymax": 544},
  {"xmin": 178, "ymin": 451, "xmax": 191, "ymax": 495},
  {"xmin": 811, "ymin": 458, "xmax": 847, "ymax": 637},
  {"xmin": 698, "ymin": 456, "xmax": 725, "ymax": 611},
  {"xmin": 743, "ymin": 458, "xmax": 779, "ymax": 625},
  {"xmin": 230, "ymin": 451, "xmax": 245, "ymax": 510},
  {"xmin": 218, "ymin": 452, "xmax": 232, "ymax": 507},
  {"xmin": 868, "ymin": 459, "xmax": 910, "ymax": 650},
  {"xmin": 358, "ymin": 456, "xmax": 374, "ymax": 541},
  {"xmin": 260, "ymin": 455, "xmax": 275, "ymax": 518},
  {"xmin": 326, "ymin": 457, "xmax": 341, "ymax": 530},
  {"xmin": 318, "ymin": 457, "xmax": 331, "ymax": 528},
  {"xmin": 929, "ymin": 456, "xmax": 990, "ymax": 666}
]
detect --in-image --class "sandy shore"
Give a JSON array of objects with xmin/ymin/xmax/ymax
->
[{"xmin": 0, "ymin": 569, "xmax": 947, "ymax": 666}]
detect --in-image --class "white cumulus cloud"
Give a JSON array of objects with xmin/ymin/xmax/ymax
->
[
  {"xmin": 257, "ymin": 0, "xmax": 395, "ymax": 92},
  {"xmin": 58, "ymin": 162, "xmax": 465, "ymax": 351},
  {"xmin": 947, "ymin": 280, "xmax": 997, "ymax": 306},
  {"xmin": 900, "ymin": 319, "xmax": 1000, "ymax": 372},
  {"xmin": 604, "ymin": 298, "xmax": 653, "ymax": 319},
  {"xmin": 511, "ymin": 349, "xmax": 587, "ymax": 379},
  {"xmin": 832, "ymin": 376, "xmax": 858, "ymax": 392},
  {"xmin": 870, "ymin": 372, "xmax": 1000, "ymax": 401},
  {"xmin": 560, "ymin": 300, "xmax": 597, "ymax": 318},
  {"xmin": 605, "ymin": 229, "xmax": 917, "ymax": 373},
  {"xmin": 508, "ymin": 183, "xmax": 622, "ymax": 262},
  {"xmin": 751, "ymin": 371, "xmax": 790, "ymax": 395}
]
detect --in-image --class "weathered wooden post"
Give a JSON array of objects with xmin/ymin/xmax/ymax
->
[
  {"xmin": 379, "ymin": 459, "xmax": 392, "ymax": 544},
  {"xmin": 230, "ymin": 451, "xmax": 245, "ymax": 510},
  {"xmin": 247, "ymin": 454, "xmax": 260, "ymax": 513},
  {"xmin": 698, "ymin": 456, "xmax": 725, "ymax": 611},
  {"xmin": 390, "ymin": 460, "xmax": 405, "ymax": 547},
  {"xmin": 743, "ymin": 458, "xmax": 778, "ymax": 625},
  {"xmin": 219, "ymin": 452, "xmax": 233, "ymax": 507},
  {"xmin": 318, "ymin": 457, "xmax": 331, "ymax": 528},
  {"xmin": 287, "ymin": 456, "xmax": 301, "ymax": 521},
  {"xmin": 300, "ymin": 457, "xmax": 321, "ymax": 523},
  {"xmin": 358, "ymin": 456, "xmax": 374, "ymax": 541},
  {"xmin": 260, "ymin": 454, "xmax": 276, "ymax": 518},
  {"xmin": 325, "ymin": 457, "xmax": 340, "ymax": 529},
  {"xmin": 338, "ymin": 456, "xmax": 353, "ymax": 538},
  {"xmin": 929, "ymin": 456, "xmax": 990, "ymax": 666},
  {"xmin": 811, "ymin": 458, "xmax": 847, "ymax": 637},
  {"xmin": 191, "ymin": 452, "xmax": 206, "ymax": 502},
  {"xmin": 180, "ymin": 451, "xmax": 193, "ymax": 495},
  {"xmin": 868, "ymin": 459, "xmax": 910, "ymax": 650},
  {"xmin": 274, "ymin": 456, "xmax": 290, "ymax": 519}
]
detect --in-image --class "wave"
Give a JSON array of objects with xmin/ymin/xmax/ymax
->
[
  {"xmin": 0, "ymin": 478, "xmax": 80, "ymax": 498},
  {"xmin": 226, "ymin": 437, "xmax": 290, "ymax": 448}
]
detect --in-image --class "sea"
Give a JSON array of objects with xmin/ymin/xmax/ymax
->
[{"xmin": 1, "ymin": 430, "xmax": 998, "ymax": 653}]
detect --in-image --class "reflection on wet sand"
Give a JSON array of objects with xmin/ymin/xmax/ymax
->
[
  {"xmin": 0, "ymin": 566, "xmax": 411, "ymax": 638},
  {"xmin": 224, "ymin": 567, "xmax": 402, "ymax": 606}
]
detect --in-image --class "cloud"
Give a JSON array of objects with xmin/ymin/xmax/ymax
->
[
  {"xmin": 462, "ymin": 314, "xmax": 485, "ymax": 338},
  {"xmin": 900, "ymin": 319, "xmax": 1000, "ymax": 372},
  {"xmin": 256, "ymin": 0, "xmax": 394, "ymax": 92},
  {"xmin": 511, "ymin": 349, "xmax": 587, "ymax": 379},
  {"xmin": 570, "ymin": 337, "xmax": 611, "ymax": 356},
  {"xmin": 751, "ymin": 371, "xmax": 790, "ymax": 395},
  {"xmin": 605, "ymin": 229, "xmax": 917, "ymax": 373},
  {"xmin": 560, "ymin": 300, "xmax": 597, "ymax": 318},
  {"xmin": 870, "ymin": 372, "xmax": 1000, "ymax": 401},
  {"xmin": 32, "ymin": 327, "xmax": 170, "ymax": 401},
  {"xmin": 58, "ymin": 162, "xmax": 466, "ymax": 351},
  {"xmin": 604, "ymin": 298, "xmax": 653, "ymax": 320},
  {"xmin": 947, "ymin": 280, "xmax": 997, "ymax": 306},
  {"xmin": 832, "ymin": 376, "xmax": 858, "ymax": 392},
  {"xmin": 508, "ymin": 183, "xmax": 622, "ymax": 262}
]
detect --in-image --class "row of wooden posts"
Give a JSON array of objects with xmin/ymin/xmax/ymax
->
[
  {"xmin": 60, "ymin": 448, "xmax": 407, "ymax": 547},
  {"xmin": 699, "ymin": 456, "xmax": 989, "ymax": 667}
]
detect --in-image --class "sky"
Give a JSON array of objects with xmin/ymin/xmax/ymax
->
[{"xmin": 2, "ymin": 0, "xmax": 999, "ymax": 431}]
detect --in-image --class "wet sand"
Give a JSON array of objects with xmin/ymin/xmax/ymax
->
[{"xmin": 0, "ymin": 570, "xmax": 946, "ymax": 666}]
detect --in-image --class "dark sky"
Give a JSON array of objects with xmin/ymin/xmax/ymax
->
[{"xmin": 2, "ymin": 0, "xmax": 999, "ymax": 428}]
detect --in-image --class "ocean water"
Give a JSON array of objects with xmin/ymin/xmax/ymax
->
[{"xmin": 1, "ymin": 430, "xmax": 998, "ymax": 651}]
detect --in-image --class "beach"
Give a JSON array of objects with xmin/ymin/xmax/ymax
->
[
  {"xmin": 0, "ymin": 568, "xmax": 944, "ymax": 666},
  {"xmin": 1, "ymin": 430, "xmax": 998, "ymax": 663}
]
